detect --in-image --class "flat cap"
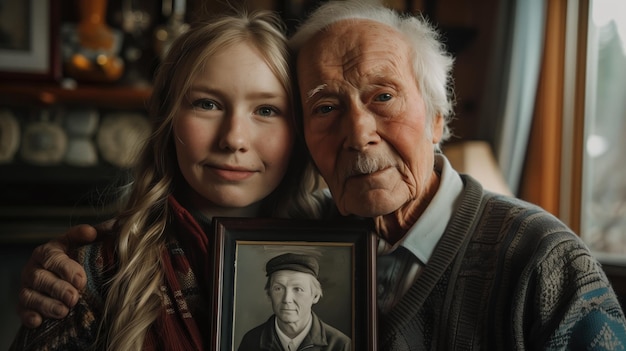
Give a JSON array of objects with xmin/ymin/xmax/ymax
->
[{"xmin": 266, "ymin": 253, "xmax": 319, "ymax": 278}]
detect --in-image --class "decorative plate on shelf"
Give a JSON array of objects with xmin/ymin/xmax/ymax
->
[{"xmin": 96, "ymin": 112, "xmax": 151, "ymax": 168}]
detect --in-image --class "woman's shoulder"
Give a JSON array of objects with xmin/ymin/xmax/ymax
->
[
  {"xmin": 73, "ymin": 234, "xmax": 118, "ymax": 290},
  {"xmin": 73, "ymin": 233, "xmax": 116, "ymax": 262}
]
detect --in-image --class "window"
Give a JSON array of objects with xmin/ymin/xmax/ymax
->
[{"xmin": 568, "ymin": 0, "xmax": 626, "ymax": 262}]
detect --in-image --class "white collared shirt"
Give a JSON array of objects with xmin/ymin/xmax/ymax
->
[
  {"xmin": 399, "ymin": 154, "xmax": 464, "ymax": 261},
  {"xmin": 275, "ymin": 313, "xmax": 313, "ymax": 351}
]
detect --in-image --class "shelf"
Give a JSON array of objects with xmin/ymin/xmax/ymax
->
[
  {"xmin": 0, "ymin": 163, "xmax": 126, "ymax": 207},
  {"xmin": 0, "ymin": 82, "xmax": 152, "ymax": 110},
  {"xmin": 0, "ymin": 163, "xmax": 122, "ymax": 183}
]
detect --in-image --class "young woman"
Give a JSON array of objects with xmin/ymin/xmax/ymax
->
[{"xmin": 10, "ymin": 9, "xmax": 328, "ymax": 351}]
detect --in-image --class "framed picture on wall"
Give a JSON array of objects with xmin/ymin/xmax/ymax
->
[
  {"xmin": 0, "ymin": 0, "xmax": 61, "ymax": 81},
  {"xmin": 211, "ymin": 217, "xmax": 377, "ymax": 351}
]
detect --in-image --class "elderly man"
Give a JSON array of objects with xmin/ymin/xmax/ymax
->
[
  {"xmin": 238, "ymin": 253, "xmax": 350, "ymax": 351},
  {"xmin": 287, "ymin": 1, "xmax": 626, "ymax": 349},
  {"xmin": 285, "ymin": 1, "xmax": 626, "ymax": 349},
  {"xmin": 16, "ymin": 1, "xmax": 626, "ymax": 350}
]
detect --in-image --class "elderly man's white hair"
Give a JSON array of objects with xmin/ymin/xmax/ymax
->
[{"xmin": 289, "ymin": 0, "xmax": 456, "ymax": 148}]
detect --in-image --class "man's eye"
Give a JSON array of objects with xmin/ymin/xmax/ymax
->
[
  {"xmin": 375, "ymin": 93, "xmax": 392, "ymax": 102},
  {"xmin": 192, "ymin": 99, "xmax": 218, "ymax": 110},
  {"xmin": 316, "ymin": 105, "xmax": 335, "ymax": 114}
]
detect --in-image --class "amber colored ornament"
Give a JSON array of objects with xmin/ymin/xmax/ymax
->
[{"xmin": 65, "ymin": 0, "xmax": 124, "ymax": 82}]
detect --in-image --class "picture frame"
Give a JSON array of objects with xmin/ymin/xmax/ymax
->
[
  {"xmin": 0, "ymin": 0, "xmax": 61, "ymax": 81},
  {"xmin": 212, "ymin": 217, "xmax": 377, "ymax": 351}
]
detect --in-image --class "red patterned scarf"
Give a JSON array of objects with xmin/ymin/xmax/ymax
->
[{"xmin": 143, "ymin": 196, "xmax": 213, "ymax": 350}]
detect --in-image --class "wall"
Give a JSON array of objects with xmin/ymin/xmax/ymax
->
[
  {"xmin": 0, "ymin": 245, "xmax": 35, "ymax": 350},
  {"xmin": 0, "ymin": 0, "xmax": 502, "ymax": 347}
]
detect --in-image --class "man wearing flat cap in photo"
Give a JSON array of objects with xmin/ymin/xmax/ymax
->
[{"xmin": 237, "ymin": 253, "xmax": 351, "ymax": 351}]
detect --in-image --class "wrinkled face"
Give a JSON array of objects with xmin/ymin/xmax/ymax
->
[
  {"xmin": 296, "ymin": 20, "xmax": 443, "ymax": 217},
  {"xmin": 174, "ymin": 42, "xmax": 293, "ymax": 211},
  {"xmin": 269, "ymin": 270, "xmax": 320, "ymax": 332}
]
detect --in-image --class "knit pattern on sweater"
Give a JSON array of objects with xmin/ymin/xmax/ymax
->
[{"xmin": 379, "ymin": 175, "xmax": 626, "ymax": 350}]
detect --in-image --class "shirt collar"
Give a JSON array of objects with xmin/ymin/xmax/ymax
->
[
  {"xmin": 275, "ymin": 313, "xmax": 313, "ymax": 351},
  {"xmin": 399, "ymin": 154, "xmax": 463, "ymax": 264}
]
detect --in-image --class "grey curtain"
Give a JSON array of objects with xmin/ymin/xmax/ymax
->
[{"xmin": 479, "ymin": 0, "xmax": 546, "ymax": 195}]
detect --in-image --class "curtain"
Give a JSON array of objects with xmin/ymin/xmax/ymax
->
[{"xmin": 479, "ymin": 0, "xmax": 547, "ymax": 194}]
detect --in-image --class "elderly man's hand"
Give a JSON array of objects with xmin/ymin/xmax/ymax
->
[{"xmin": 17, "ymin": 223, "xmax": 99, "ymax": 328}]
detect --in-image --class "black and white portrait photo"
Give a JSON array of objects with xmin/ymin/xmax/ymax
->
[{"xmin": 233, "ymin": 244, "xmax": 352, "ymax": 351}]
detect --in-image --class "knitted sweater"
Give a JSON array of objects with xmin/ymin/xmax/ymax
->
[{"xmin": 379, "ymin": 175, "xmax": 626, "ymax": 350}]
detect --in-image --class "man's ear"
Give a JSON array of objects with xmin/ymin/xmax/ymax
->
[
  {"xmin": 431, "ymin": 114, "xmax": 444, "ymax": 144},
  {"xmin": 312, "ymin": 294, "xmax": 321, "ymax": 304}
]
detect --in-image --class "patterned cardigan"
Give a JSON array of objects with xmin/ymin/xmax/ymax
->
[{"xmin": 379, "ymin": 175, "xmax": 626, "ymax": 350}]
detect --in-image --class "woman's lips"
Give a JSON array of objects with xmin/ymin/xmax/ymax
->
[{"xmin": 206, "ymin": 165, "xmax": 256, "ymax": 181}]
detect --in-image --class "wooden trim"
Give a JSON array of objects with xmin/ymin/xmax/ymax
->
[
  {"xmin": 567, "ymin": 0, "xmax": 589, "ymax": 234},
  {"xmin": 0, "ymin": 83, "xmax": 151, "ymax": 110}
]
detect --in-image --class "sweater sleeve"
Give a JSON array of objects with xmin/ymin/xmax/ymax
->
[
  {"xmin": 8, "ymin": 243, "xmax": 107, "ymax": 351},
  {"xmin": 523, "ymin": 232, "xmax": 626, "ymax": 350},
  {"xmin": 9, "ymin": 296, "xmax": 102, "ymax": 351}
]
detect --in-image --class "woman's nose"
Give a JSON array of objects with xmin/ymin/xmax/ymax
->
[{"xmin": 218, "ymin": 112, "xmax": 250, "ymax": 152}]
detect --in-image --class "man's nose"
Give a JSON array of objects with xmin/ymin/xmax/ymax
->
[
  {"xmin": 283, "ymin": 289, "xmax": 294, "ymax": 303},
  {"xmin": 342, "ymin": 104, "xmax": 380, "ymax": 151},
  {"xmin": 218, "ymin": 111, "xmax": 250, "ymax": 152}
]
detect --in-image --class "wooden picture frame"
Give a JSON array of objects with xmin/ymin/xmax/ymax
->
[
  {"xmin": 212, "ymin": 217, "xmax": 377, "ymax": 351},
  {"xmin": 0, "ymin": 0, "xmax": 61, "ymax": 81}
]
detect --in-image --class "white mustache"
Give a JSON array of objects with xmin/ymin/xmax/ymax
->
[{"xmin": 341, "ymin": 153, "xmax": 396, "ymax": 177}]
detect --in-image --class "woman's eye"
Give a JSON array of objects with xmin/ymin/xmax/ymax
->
[
  {"xmin": 375, "ymin": 93, "xmax": 392, "ymax": 102},
  {"xmin": 192, "ymin": 99, "xmax": 218, "ymax": 110},
  {"xmin": 256, "ymin": 106, "xmax": 277, "ymax": 117}
]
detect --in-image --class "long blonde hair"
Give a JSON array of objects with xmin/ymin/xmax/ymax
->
[{"xmin": 99, "ymin": 10, "xmax": 324, "ymax": 351}]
